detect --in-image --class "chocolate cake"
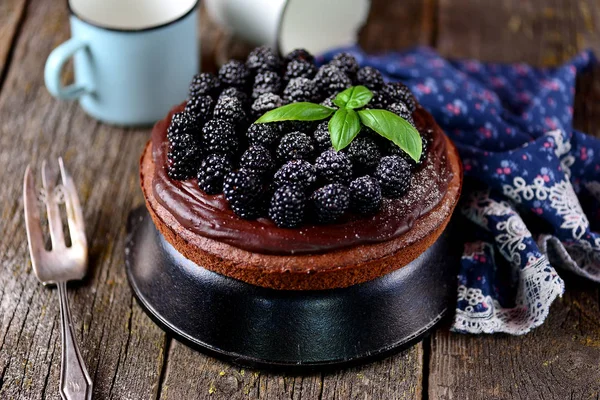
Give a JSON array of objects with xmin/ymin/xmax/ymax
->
[{"xmin": 140, "ymin": 47, "xmax": 462, "ymax": 290}]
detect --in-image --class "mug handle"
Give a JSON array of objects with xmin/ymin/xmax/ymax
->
[{"xmin": 44, "ymin": 38, "xmax": 92, "ymax": 100}]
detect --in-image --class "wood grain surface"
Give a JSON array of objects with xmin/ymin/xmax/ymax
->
[{"xmin": 0, "ymin": 0, "xmax": 598, "ymax": 399}]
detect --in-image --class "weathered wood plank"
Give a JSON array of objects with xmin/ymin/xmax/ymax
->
[
  {"xmin": 437, "ymin": 0, "xmax": 600, "ymax": 65},
  {"xmin": 0, "ymin": 0, "xmax": 27, "ymax": 84},
  {"xmin": 0, "ymin": 0, "xmax": 167, "ymax": 398},
  {"xmin": 359, "ymin": 0, "xmax": 437, "ymax": 52},
  {"xmin": 159, "ymin": 340, "xmax": 424, "ymax": 399}
]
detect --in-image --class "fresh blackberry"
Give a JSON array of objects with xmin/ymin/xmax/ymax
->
[
  {"xmin": 167, "ymin": 145, "xmax": 202, "ymax": 180},
  {"xmin": 374, "ymin": 155, "xmax": 411, "ymax": 198},
  {"xmin": 268, "ymin": 184, "xmax": 307, "ymax": 228},
  {"xmin": 219, "ymin": 87, "xmax": 249, "ymax": 107},
  {"xmin": 167, "ymin": 112, "xmax": 202, "ymax": 179},
  {"xmin": 310, "ymin": 183, "xmax": 350, "ymax": 223},
  {"xmin": 185, "ymin": 95, "xmax": 215, "ymax": 122},
  {"xmin": 202, "ymin": 119, "xmax": 239, "ymax": 155},
  {"xmin": 167, "ymin": 111, "xmax": 200, "ymax": 142},
  {"xmin": 387, "ymin": 102, "xmax": 415, "ymax": 127},
  {"xmin": 246, "ymin": 123, "xmax": 280, "ymax": 149},
  {"xmin": 283, "ymin": 77, "xmax": 316, "ymax": 103},
  {"xmin": 223, "ymin": 169, "xmax": 265, "ymax": 219},
  {"xmin": 345, "ymin": 136, "xmax": 381, "ymax": 174},
  {"xmin": 286, "ymin": 120, "xmax": 318, "ymax": 135},
  {"xmin": 283, "ymin": 59, "xmax": 317, "ymax": 81},
  {"xmin": 239, "ymin": 145, "xmax": 274, "ymax": 176},
  {"xmin": 330, "ymin": 52, "xmax": 359, "ymax": 79},
  {"xmin": 382, "ymin": 82, "xmax": 416, "ymax": 112},
  {"xmin": 315, "ymin": 149, "xmax": 353, "ymax": 184},
  {"xmin": 313, "ymin": 65, "xmax": 352, "ymax": 98},
  {"xmin": 320, "ymin": 95, "xmax": 338, "ymax": 109},
  {"xmin": 213, "ymin": 95, "xmax": 246, "ymax": 126},
  {"xmin": 218, "ymin": 60, "xmax": 250, "ymax": 89},
  {"xmin": 251, "ymin": 93, "xmax": 284, "ymax": 118},
  {"xmin": 356, "ymin": 66, "xmax": 384, "ymax": 90},
  {"xmin": 197, "ymin": 153, "xmax": 232, "ymax": 194},
  {"xmin": 368, "ymin": 90, "xmax": 390, "ymax": 109},
  {"xmin": 189, "ymin": 73, "xmax": 220, "ymax": 98},
  {"xmin": 313, "ymin": 121, "xmax": 332, "ymax": 152},
  {"xmin": 246, "ymin": 46, "xmax": 282, "ymax": 73},
  {"xmin": 274, "ymin": 160, "xmax": 317, "ymax": 190},
  {"xmin": 380, "ymin": 134, "xmax": 428, "ymax": 169},
  {"xmin": 285, "ymin": 48, "xmax": 315, "ymax": 64},
  {"xmin": 252, "ymin": 71, "xmax": 282, "ymax": 99},
  {"xmin": 349, "ymin": 176, "xmax": 382, "ymax": 215},
  {"xmin": 276, "ymin": 132, "xmax": 314, "ymax": 163}
]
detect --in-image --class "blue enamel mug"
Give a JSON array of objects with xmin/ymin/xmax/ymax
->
[{"xmin": 45, "ymin": 0, "xmax": 199, "ymax": 126}]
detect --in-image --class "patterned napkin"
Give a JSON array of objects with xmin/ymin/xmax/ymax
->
[{"xmin": 321, "ymin": 47, "xmax": 599, "ymax": 335}]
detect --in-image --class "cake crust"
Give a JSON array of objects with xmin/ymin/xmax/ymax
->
[{"xmin": 140, "ymin": 120, "xmax": 462, "ymax": 290}]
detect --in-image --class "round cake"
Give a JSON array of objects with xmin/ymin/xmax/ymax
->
[{"xmin": 140, "ymin": 47, "xmax": 463, "ymax": 291}]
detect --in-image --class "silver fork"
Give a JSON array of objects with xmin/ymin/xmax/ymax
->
[{"xmin": 23, "ymin": 158, "xmax": 93, "ymax": 400}]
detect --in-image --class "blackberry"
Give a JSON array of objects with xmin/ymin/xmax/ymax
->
[
  {"xmin": 313, "ymin": 121, "xmax": 332, "ymax": 152},
  {"xmin": 374, "ymin": 155, "xmax": 411, "ymax": 198},
  {"xmin": 381, "ymin": 134, "xmax": 428, "ymax": 169},
  {"xmin": 268, "ymin": 184, "xmax": 307, "ymax": 228},
  {"xmin": 283, "ymin": 59, "xmax": 317, "ymax": 81},
  {"xmin": 368, "ymin": 90, "xmax": 390, "ymax": 109},
  {"xmin": 356, "ymin": 66, "xmax": 384, "ymax": 90},
  {"xmin": 201, "ymin": 119, "xmax": 239, "ymax": 155},
  {"xmin": 246, "ymin": 46, "xmax": 282, "ymax": 73},
  {"xmin": 310, "ymin": 183, "xmax": 350, "ymax": 223},
  {"xmin": 387, "ymin": 102, "xmax": 415, "ymax": 127},
  {"xmin": 345, "ymin": 136, "xmax": 381, "ymax": 174},
  {"xmin": 218, "ymin": 60, "xmax": 250, "ymax": 89},
  {"xmin": 320, "ymin": 95, "xmax": 338, "ymax": 109},
  {"xmin": 276, "ymin": 132, "xmax": 314, "ymax": 163},
  {"xmin": 349, "ymin": 176, "xmax": 382, "ymax": 215},
  {"xmin": 315, "ymin": 149, "xmax": 353, "ymax": 184},
  {"xmin": 213, "ymin": 95, "xmax": 246, "ymax": 126},
  {"xmin": 313, "ymin": 65, "xmax": 352, "ymax": 98},
  {"xmin": 167, "ymin": 145, "xmax": 202, "ymax": 180},
  {"xmin": 223, "ymin": 169, "xmax": 265, "ymax": 219},
  {"xmin": 239, "ymin": 145, "xmax": 274, "ymax": 176},
  {"xmin": 189, "ymin": 73, "xmax": 220, "ymax": 98},
  {"xmin": 185, "ymin": 95, "xmax": 215, "ymax": 122},
  {"xmin": 246, "ymin": 123, "xmax": 280, "ymax": 149},
  {"xmin": 285, "ymin": 120, "xmax": 318, "ymax": 135},
  {"xmin": 382, "ymin": 82, "xmax": 416, "ymax": 112},
  {"xmin": 251, "ymin": 93, "xmax": 284, "ymax": 118},
  {"xmin": 167, "ymin": 111, "xmax": 200, "ymax": 143},
  {"xmin": 197, "ymin": 153, "xmax": 232, "ymax": 194},
  {"xmin": 330, "ymin": 52, "xmax": 359, "ymax": 79},
  {"xmin": 285, "ymin": 48, "xmax": 315, "ymax": 64},
  {"xmin": 252, "ymin": 71, "xmax": 282, "ymax": 99},
  {"xmin": 219, "ymin": 87, "xmax": 248, "ymax": 107},
  {"xmin": 283, "ymin": 77, "xmax": 315, "ymax": 103},
  {"xmin": 274, "ymin": 160, "xmax": 317, "ymax": 190}
]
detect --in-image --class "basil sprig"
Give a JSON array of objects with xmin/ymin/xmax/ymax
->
[{"xmin": 255, "ymin": 85, "xmax": 422, "ymax": 161}]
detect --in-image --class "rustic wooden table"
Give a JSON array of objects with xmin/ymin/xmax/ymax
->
[{"xmin": 1, "ymin": 1, "xmax": 600, "ymax": 399}]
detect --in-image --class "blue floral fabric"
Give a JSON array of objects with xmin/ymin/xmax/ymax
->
[{"xmin": 320, "ymin": 47, "xmax": 599, "ymax": 334}]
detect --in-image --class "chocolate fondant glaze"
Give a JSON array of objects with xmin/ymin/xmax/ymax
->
[{"xmin": 151, "ymin": 104, "xmax": 452, "ymax": 255}]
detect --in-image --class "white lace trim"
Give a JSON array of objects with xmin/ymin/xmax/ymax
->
[{"xmin": 454, "ymin": 254, "xmax": 564, "ymax": 335}]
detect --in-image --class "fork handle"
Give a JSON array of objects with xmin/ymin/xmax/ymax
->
[{"xmin": 58, "ymin": 281, "xmax": 93, "ymax": 400}]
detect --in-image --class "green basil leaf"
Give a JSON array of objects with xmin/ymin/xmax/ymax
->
[
  {"xmin": 255, "ymin": 102, "xmax": 335, "ymax": 123},
  {"xmin": 358, "ymin": 109, "xmax": 422, "ymax": 162},
  {"xmin": 328, "ymin": 108, "xmax": 361, "ymax": 151},
  {"xmin": 333, "ymin": 85, "xmax": 373, "ymax": 109}
]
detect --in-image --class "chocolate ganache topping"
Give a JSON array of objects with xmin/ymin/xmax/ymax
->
[{"xmin": 152, "ymin": 104, "xmax": 452, "ymax": 255}]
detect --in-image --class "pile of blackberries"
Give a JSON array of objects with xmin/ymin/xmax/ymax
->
[{"xmin": 167, "ymin": 47, "xmax": 425, "ymax": 228}]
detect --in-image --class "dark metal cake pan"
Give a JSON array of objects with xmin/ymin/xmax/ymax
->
[{"xmin": 125, "ymin": 207, "xmax": 459, "ymax": 371}]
